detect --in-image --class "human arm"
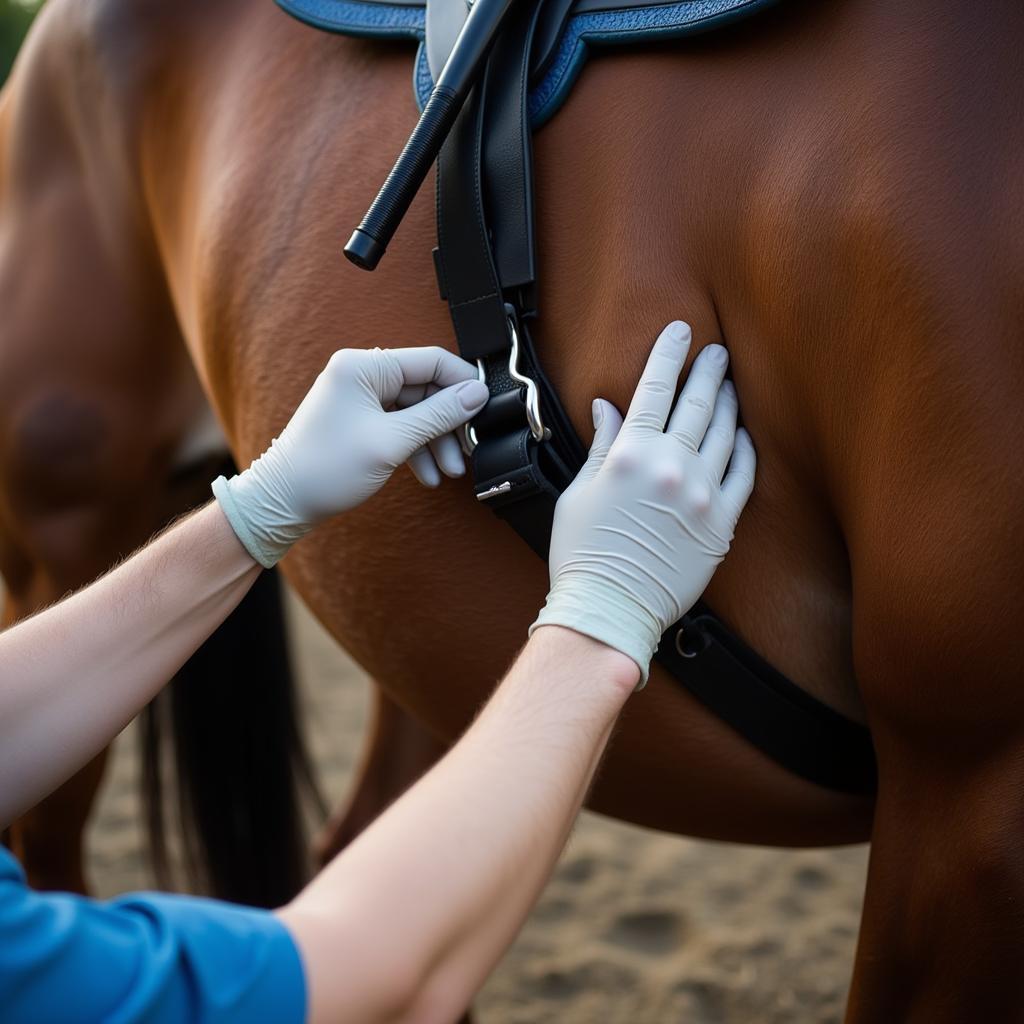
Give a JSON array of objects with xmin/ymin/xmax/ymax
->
[
  {"xmin": 0, "ymin": 629, "xmax": 626, "ymax": 1024},
  {"xmin": 280, "ymin": 626, "xmax": 636, "ymax": 1023},
  {"xmin": 0, "ymin": 502, "xmax": 258, "ymax": 828},
  {"xmin": 278, "ymin": 322, "xmax": 757, "ymax": 1023},
  {"xmin": 0, "ymin": 347, "xmax": 488, "ymax": 828}
]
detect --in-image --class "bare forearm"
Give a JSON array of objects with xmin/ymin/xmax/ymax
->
[
  {"xmin": 0, "ymin": 501, "xmax": 259, "ymax": 825},
  {"xmin": 280, "ymin": 625, "xmax": 638, "ymax": 1024}
]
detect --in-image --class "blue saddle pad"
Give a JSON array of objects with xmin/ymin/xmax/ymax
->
[{"xmin": 277, "ymin": 0, "xmax": 779, "ymax": 125}]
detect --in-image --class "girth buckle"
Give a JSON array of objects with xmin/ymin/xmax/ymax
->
[
  {"xmin": 461, "ymin": 310, "xmax": 549, "ymax": 454},
  {"xmin": 506, "ymin": 311, "xmax": 549, "ymax": 446}
]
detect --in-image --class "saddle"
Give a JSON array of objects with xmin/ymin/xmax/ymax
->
[
  {"xmin": 277, "ymin": 0, "xmax": 879, "ymax": 795},
  {"xmin": 281, "ymin": 0, "xmax": 780, "ymax": 125}
]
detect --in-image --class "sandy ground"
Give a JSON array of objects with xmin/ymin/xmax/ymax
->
[{"xmin": 86, "ymin": 589, "xmax": 869, "ymax": 1023}]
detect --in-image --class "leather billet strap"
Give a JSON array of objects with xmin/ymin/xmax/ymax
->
[
  {"xmin": 433, "ymin": 0, "xmax": 877, "ymax": 795},
  {"xmin": 435, "ymin": 0, "xmax": 585, "ymax": 534},
  {"xmin": 434, "ymin": 88, "xmax": 507, "ymax": 359},
  {"xmin": 472, "ymin": 425, "xmax": 569, "ymax": 555},
  {"xmin": 669, "ymin": 607, "xmax": 877, "ymax": 794}
]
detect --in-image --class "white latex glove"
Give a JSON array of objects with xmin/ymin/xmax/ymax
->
[
  {"xmin": 530, "ymin": 321, "xmax": 756, "ymax": 686},
  {"xmin": 213, "ymin": 347, "xmax": 488, "ymax": 567}
]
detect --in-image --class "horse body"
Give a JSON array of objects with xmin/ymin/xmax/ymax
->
[
  {"xmin": 166, "ymin": 0, "xmax": 868, "ymax": 835},
  {"xmin": 2, "ymin": 0, "xmax": 1023, "ymax": 1015}
]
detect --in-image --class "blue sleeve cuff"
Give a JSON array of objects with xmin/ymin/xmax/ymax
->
[
  {"xmin": 0, "ymin": 846, "xmax": 306, "ymax": 1024},
  {"xmin": 111, "ymin": 892, "xmax": 308, "ymax": 1024}
]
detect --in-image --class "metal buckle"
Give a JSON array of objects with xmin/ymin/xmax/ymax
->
[
  {"xmin": 460, "ymin": 313, "xmax": 549, "ymax": 455},
  {"xmin": 674, "ymin": 627, "xmax": 698, "ymax": 659},
  {"xmin": 460, "ymin": 359, "xmax": 487, "ymax": 455},
  {"xmin": 507, "ymin": 313, "xmax": 549, "ymax": 445},
  {"xmin": 674, "ymin": 623, "xmax": 710, "ymax": 660}
]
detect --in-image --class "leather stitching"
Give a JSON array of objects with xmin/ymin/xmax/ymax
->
[{"xmin": 450, "ymin": 291, "xmax": 500, "ymax": 309}]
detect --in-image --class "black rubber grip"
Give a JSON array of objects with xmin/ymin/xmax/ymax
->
[{"xmin": 345, "ymin": 86, "xmax": 460, "ymax": 270}]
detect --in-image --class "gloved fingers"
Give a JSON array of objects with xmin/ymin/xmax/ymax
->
[
  {"xmin": 393, "ymin": 379, "xmax": 474, "ymax": 475},
  {"xmin": 394, "ymin": 382, "xmax": 428, "ymax": 409},
  {"xmin": 374, "ymin": 347, "xmax": 480, "ymax": 407},
  {"xmin": 622, "ymin": 321, "xmax": 692, "ymax": 435},
  {"xmin": 407, "ymin": 446, "xmax": 443, "ymax": 488},
  {"xmin": 720, "ymin": 427, "xmax": 757, "ymax": 516},
  {"xmin": 697, "ymin": 379, "xmax": 739, "ymax": 482},
  {"xmin": 429, "ymin": 431, "xmax": 467, "ymax": 477},
  {"xmin": 403, "ymin": 380, "xmax": 465, "ymax": 479},
  {"xmin": 414, "ymin": 382, "xmax": 468, "ymax": 477},
  {"xmin": 579, "ymin": 398, "xmax": 624, "ymax": 480},
  {"xmin": 666, "ymin": 344, "xmax": 729, "ymax": 450},
  {"xmin": 390, "ymin": 379, "xmax": 489, "ymax": 457}
]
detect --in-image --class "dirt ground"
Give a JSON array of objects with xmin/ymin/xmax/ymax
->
[{"xmin": 87, "ymin": 588, "xmax": 869, "ymax": 1023}]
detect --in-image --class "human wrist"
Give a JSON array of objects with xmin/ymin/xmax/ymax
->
[
  {"xmin": 529, "ymin": 572, "xmax": 655, "ymax": 690},
  {"xmin": 526, "ymin": 624, "xmax": 641, "ymax": 698},
  {"xmin": 204, "ymin": 496, "xmax": 264, "ymax": 572},
  {"xmin": 530, "ymin": 577, "xmax": 661, "ymax": 688},
  {"xmin": 211, "ymin": 450, "xmax": 311, "ymax": 569}
]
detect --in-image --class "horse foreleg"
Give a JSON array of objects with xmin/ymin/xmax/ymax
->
[
  {"xmin": 849, "ymin": 741, "xmax": 1024, "ymax": 1022},
  {"xmin": 844, "ymin": 377, "xmax": 1024, "ymax": 1020},
  {"xmin": 314, "ymin": 686, "xmax": 450, "ymax": 867}
]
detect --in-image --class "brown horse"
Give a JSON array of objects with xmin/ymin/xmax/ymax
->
[{"xmin": 2, "ymin": 0, "xmax": 1022, "ymax": 1017}]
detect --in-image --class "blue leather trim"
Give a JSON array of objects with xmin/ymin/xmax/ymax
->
[
  {"xmin": 278, "ymin": 0, "xmax": 779, "ymax": 123},
  {"xmin": 415, "ymin": 42, "xmax": 433, "ymax": 108},
  {"xmin": 276, "ymin": 0, "xmax": 424, "ymax": 42},
  {"xmin": 528, "ymin": 0, "xmax": 780, "ymax": 125}
]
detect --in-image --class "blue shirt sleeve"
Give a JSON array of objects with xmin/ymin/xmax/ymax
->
[{"xmin": 0, "ymin": 846, "xmax": 307, "ymax": 1024}]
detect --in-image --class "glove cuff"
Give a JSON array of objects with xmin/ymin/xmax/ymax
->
[
  {"xmin": 529, "ymin": 579, "xmax": 662, "ymax": 689},
  {"xmin": 212, "ymin": 469, "xmax": 311, "ymax": 569}
]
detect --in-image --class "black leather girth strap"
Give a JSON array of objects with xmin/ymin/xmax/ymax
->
[
  {"xmin": 433, "ymin": 0, "xmax": 877, "ymax": 796},
  {"xmin": 435, "ymin": 0, "xmax": 584, "ymax": 550}
]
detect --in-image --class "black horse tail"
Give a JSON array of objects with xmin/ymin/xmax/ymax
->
[{"xmin": 140, "ymin": 468, "xmax": 323, "ymax": 909}]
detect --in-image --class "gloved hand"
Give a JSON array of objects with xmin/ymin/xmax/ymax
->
[
  {"xmin": 530, "ymin": 321, "xmax": 756, "ymax": 686},
  {"xmin": 213, "ymin": 347, "xmax": 488, "ymax": 567}
]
